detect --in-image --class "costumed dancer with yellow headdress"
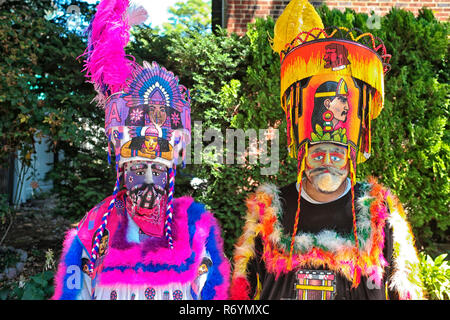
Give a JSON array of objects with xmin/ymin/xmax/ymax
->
[
  {"xmin": 51, "ymin": 0, "xmax": 229, "ymax": 300},
  {"xmin": 230, "ymin": 0, "xmax": 424, "ymax": 300}
]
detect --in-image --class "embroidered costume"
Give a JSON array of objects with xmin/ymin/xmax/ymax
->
[
  {"xmin": 52, "ymin": 0, "xmax": 229, "ymax": 300},
  {"xmin": 230, "ymin": 0, "xmax": 424, "ymax": 300}
]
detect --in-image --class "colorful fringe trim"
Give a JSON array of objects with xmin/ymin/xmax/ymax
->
[
  {"xmin": 386, "ymin": 192, "xmax": 424, "ymax": 300},
  {"xmin": 230, "ymin": 178, "xmax": 425, "ymax": 300}
]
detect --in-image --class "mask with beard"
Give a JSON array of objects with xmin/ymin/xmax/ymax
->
[
  {"xmin": 124, "ymin": 161, "xmax": 168, "ymax": 237},
  {"xmin": 305, "ymin": 143, "xmax": 349, "ymax": 194}
]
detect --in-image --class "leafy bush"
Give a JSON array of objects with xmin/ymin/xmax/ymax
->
[
  {"xmin": 0, "ymin": 248, "xmax": 55, "ymax": 300},
  {"xmin": 9, "ymin": 270, "xmax": 55, "ymax": 300},
  {"xmin": 419, "ymin": 253, "xmax": 450, "ymax": 300}
]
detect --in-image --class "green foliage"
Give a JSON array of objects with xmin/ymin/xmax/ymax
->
[
  {"xmin": 1, "ymin": 248, "xmax": 56, "ymax": 300},
  {"xmin": 232, "ymin": 17, "xmax": 283, "ymax": 131},
  {"xmin": 167, "ymin": 27, "xmax": 249, "ymax": 128},
  {"xmin": 163, "ymin": 0, "xmax": 212, "ymax": 35},
  {"xmin": 193, "ymin": 8, "xmax": 448, "ymax": 255},
  {"xmin": 158, "ymin": 28, "xmax": 251, "ymax": 252},
  {"xmin": 0, "ymin": 194, "xmax": 10, "ymax": 226},
  {"xmin": 0, "ymin": 0, "xmax": 50, "ymax": 166},
  {"xmin": 1, "ymin": 270, "xmax": 55, "ymax": 300},
  {"xmin": 155, "ymin": 17, "xmax": 299, "ymax": 254},
  {"xmin": 419, "ymin": 253, "xmax": 450, "ymax": 300},
  {"xmin": 334, "ymin": 8, "xmax": 449, "ymax": 247},
  {"xmin": 10, "ymin": 270, "xmax": 55, "ymax": 300}
]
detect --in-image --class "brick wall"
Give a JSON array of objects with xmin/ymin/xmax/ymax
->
[{"xmin": 225, "ymin": 0, "xmax": 449, "ymax": 35}]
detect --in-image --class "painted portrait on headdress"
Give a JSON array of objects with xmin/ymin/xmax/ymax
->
[{"xmin": 281, "ymin": 40, "xmax": 386, "ymax": 164}]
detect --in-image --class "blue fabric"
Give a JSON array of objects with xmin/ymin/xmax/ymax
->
[
  {"xmin": 190, "ymin": 287, "xmax": 198, "ymax": 300},
  {"xmin": 186, "ymin": 201, "xmax": 225, "ymax": 299},
  {"xmin": 201, "ymin": 226, "xmax": 224, "ymax": 300},
  {"xmin": 101, "ymin": 251, "xmax": 196, "ymax": 274},
  {"xmin": 59, "ymin": 236, "xmax": 84, "ymax": 300},
  {"xmin": 125, "ymin": 211, "xmax": 141, "ymax": 244},
  {"xmin": 187, "ymin": 201, "xmax": 206, "ymax": 246}
]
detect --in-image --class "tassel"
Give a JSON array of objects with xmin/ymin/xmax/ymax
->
[
  {"xmin": 288, "ymin": 144, "xmax": 308, "ymax": 270},
  {"xmin": 165, "ymin": 165, "xmax": 176, "ymax": 249},
  {"xmin": 89, "ymin": 155, "xmax": 121, "ymax": 274},
  {"xmin": 348, "ymin": 147, "xmax": 361, "ymax": 288}
]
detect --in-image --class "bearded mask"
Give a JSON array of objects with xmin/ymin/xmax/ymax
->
[
  {"xmin": 304, "ymin": 143, "xmax": 349, "ymax": 194},
  {"xmin": 124, "ymin": 161, "xmax": 168, "ymax": 237}
]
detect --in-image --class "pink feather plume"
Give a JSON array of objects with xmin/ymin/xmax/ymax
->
[{"xmin": 83, "ymin": 0, "xmax": 135, "ymax": 101}]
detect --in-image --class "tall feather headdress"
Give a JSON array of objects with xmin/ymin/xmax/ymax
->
[{"xmin": 80, "ymin": 0, "xmax": 191, "ymax": 275}]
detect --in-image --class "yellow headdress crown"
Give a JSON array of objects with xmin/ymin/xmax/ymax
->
[
  {"xmin": 271, "ymin": 0, "xmax": 324, "ymax": 54},
  {"xmin": 273, "ymin": 0, "xmax": 391, "ymax": 164}
]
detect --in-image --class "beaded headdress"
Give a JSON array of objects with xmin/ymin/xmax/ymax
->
[
  {"xmin": 81, "ymin": 0, "xmax": 191, "ymax": 271},
  {"xmin": 272, "ymin": 0, "xmax": 391, "ymax": 286}
]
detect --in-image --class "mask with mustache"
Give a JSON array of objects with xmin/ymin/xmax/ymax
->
[
  {"xmin": 306, "ymin": 166, "xmax": 348, "ymax": 194},
  {"xmin": 124, "ymin": 161, "xmax": 168, "ymax": 237},
  {"xmin": 305, "ymin": 144, "xmax": 349, "ymax": 194}
]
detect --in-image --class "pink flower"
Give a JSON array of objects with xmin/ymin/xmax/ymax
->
[
  {"xmin": 171, "ymin": 113, "xmax": 180, "ymax": 126},
  {"xmin": 130, "ymin": 108, "xmax": 143, "ymax": 123}
]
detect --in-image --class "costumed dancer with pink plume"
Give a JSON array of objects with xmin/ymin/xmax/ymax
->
[{"xmin": 52, "ymin": 0, "xmax": 230, "ymax": 300}]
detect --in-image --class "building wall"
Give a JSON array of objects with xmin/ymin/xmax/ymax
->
[
  {"xmin": 12, "ymin": 137, "xmax": 55, "ymax": 205},
  {"xmin": 225, "ymin": 0, "xmax": 449, "ymax": 35}
]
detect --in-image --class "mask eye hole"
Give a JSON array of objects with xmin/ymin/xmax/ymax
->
[
  {"xmin": 151, "ymin": 164, "xmax": 167, "ymax": 177},
  {"xmin": 313, "ymin": 155, "xmax": 324, "ymax": 161},
  {"xmin": 331, "ymin": 156, "xmax": 341, "ymax": 162},
  {"xmin": 128, "ymin": 163, "xmax": 148, "ymax": 176}
]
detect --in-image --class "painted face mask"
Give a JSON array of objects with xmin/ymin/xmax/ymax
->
[
  {"xmin": 305, "ymin": 143, "xmax": 348, "ymax": 194},
  {"xmin": 104, "ymin": 61, "xmax": 191, "ymax": 250},
  {"xmin": 124, "ymin": 160, "xmax": 168, "ymax": 237}
]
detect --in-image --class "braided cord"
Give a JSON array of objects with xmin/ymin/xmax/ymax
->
[
  {"xmin": 89, "ymin": 156, "xmax": 121, "ymax": 274},
  {"xmin": 348, "ymin": 149, "xmax": 361, "ymax": 288},
  {"xmin": 164, "ymin": 165, "xmax": 175, "ymax": 249},
  {"xmin": 288, "ymin": 144, "xmax": 308, "ymax": 270}
]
